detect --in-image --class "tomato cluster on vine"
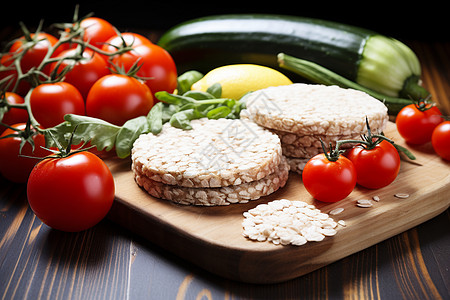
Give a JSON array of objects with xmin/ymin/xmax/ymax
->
[{"xmin": 0, "ymin": 10, "xmax": 178, "ymax": 232}]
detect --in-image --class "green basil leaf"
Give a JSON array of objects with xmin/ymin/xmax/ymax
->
[
  {"xmin": 206, "ymin": 83, "xmax": 222, "ymax": 98},
  {"xmin": 182, "ymin": 90, "xmax": 215, "ymax": 100},
  {"xmin": 161, "ymin": 104, "xmax": 179, "ymax": 123},
  {"xmin": 147, "ymin": 102, "xmax": 164, "ymax": 134},
  {"xmin": 115, "ymin": 116, "xmax": 149, "ymax": 158},
  {"xmin": 206, "ymin": 106, "xmax": 232, "ymax": 119},
  {"xmin": 177, "ymin": 70, "xmax": 203, "ymax": 95},
  {"xmin": 45, "ymin": 114, "xmax": 121, "ymax": 152}
]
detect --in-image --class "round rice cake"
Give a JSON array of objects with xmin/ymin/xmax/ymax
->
[
  {"xmin": 131, "ymin": 118, "xmax": 282, "ymax": 188},
  {"xmin": 133, "ymin": 156, "xmax": 290, "ymax": 206},
  {"xmin": 244, "ymin": 83, "xmax": 389, "ymax": 136},
  {"xmin": 271, "ymin": 128, "xmax": 366, "ymax": 149},
  {"xmin": 286, "ymin": 157, "xmax": 309, "ymax": 175}
]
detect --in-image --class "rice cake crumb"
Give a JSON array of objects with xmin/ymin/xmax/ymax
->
[{"xmin": 242, "ymin": 199, "xmax": 338, "ymax": 246}]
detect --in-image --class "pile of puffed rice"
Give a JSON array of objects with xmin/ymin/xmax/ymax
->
[{"xmin": 242, "ymin": 199, "xmax": 339, "ymax": 246}]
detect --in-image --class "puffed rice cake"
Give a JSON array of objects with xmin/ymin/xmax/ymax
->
[
  {"xmin": 133, "ymin": 156, "xmax": 289, "ymax": 206},
  {"xmin": 242, "ymin": 83, "xmax": 389, "ymax": 160},
  {"xmin": 131, "ymin": 118, "xmax": 283, "ymax": 188},
  {"xmin": 244, "ymin": 83, "xmax": 389, "ymax": 136}
]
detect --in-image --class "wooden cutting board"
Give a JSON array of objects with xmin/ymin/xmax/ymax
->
[{"xmin": 106, "ymin": 122, "xmax": 450, "ymax": 284}]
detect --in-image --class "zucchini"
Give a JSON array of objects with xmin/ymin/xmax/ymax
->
[
  {"xmin": 158, "ymin": 14, "xmax": 429, "ymax": 101},
  {"xmin": 277, "ymin": 53, "xmax": 414, "ymax": 115}
]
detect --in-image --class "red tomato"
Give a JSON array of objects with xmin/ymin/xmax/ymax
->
[
  {"xmin": 1, "ymin": 33, "xmax": 62, "ymax": 96},
  {"xmin": 0, "ymin": 92, "xmax": 29, "ymax": 134},
  {"xmin": 345, "ymin": 140, "xmax": 401, "ymax": 189},
  {"xmin": 108, "ymin": 43, "xmax": 177, "ymax": 96},
  {"xmin": 86, "ymin": 74, "xmax": 154, "ymax": 126},
  {"xmin": 396, "ymin": 103, "xmax": 443, "ymax": 145},
  {"xmin": 0, "ymin": 123, "xmax": 48, "ymax": 183},
  {"xmin": 0, "ymin": 53, "xmax": 30, "ymax": 96},
  {"xmin": 27, "ymin": 151, "xmax": 115, "ymax": 232},
  {"xmin": 50, "ymin": 48, "xmax": 110, "ymax": 99},
  {"xmin": 302, "ymin": 153, "xmax": 357, "ymax": 203},
  {"xmin": 103, "ymin": 32, "xmax": 152, "ymax": 50},
  {"xmin": 80, "ymin": 17, "xmax": 116, "ymax": 48},
  {"xmin": 431, "ymin": 120, "xmax": 450, "ymax": 161},
  {"xmin": 101, "ymin": 32, "xmax": 153, "ymax": 62},
  {"xmin": 30, "ymin": 82, "xmax": 85, "ymax": 128}
]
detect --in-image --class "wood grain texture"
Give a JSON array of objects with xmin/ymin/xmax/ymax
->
[{"xmin": 0, "ymin": 37, "xmax": 449, "ymax": 299}]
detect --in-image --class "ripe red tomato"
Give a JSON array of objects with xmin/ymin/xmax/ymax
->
[
  {"xmin": 1, "ymin": 33, "xmax": 63, "ymax": 96},
  {"xmin": 396, "ymin": 103, "xmax": 443, "ymax": 145},
  {"xmin": 86, "ymin": 74, "xmax": 154, "ymax": 126},
  {"xmin": 0, "ymin": 92, "xmax": 29, "ymax": 134},
  {"xmin": 431, "ymin": 120, "xmax": 450, "ymax": 161},
  {"xmin": 103, "ymin": 32, "xmax": 153, "ymax": 50},
  {"xmin": 108, "ymin": 43, "xmax": 177, "ymax": 96},
  {"xmin": 345, "ymin": 140, "xmax": 401, "ymax": 189},
  {"xmin": 80, "ymin": 17, "xmax": 116, "ymax": 48},
  {"xmin": 0, "ymin": 123, "xmax": 48, "ymax": 183},
  {"xmin": 302, "ymin": 153, "xmax": 357, "ymax": 202},
  {"xmin": 0, "ymin": 53, "xmax": 30, "ymax": 96},
  {"xmin": 50, "ymin": 48, "xmax": 110, "ymax": 99},
  {"xmin": 30, "ymin": 82, "xmax": 85, "ymax": 128},
  {"xmin": 27, "ymin": 151, "xmax": 115, "ymax": 232}
]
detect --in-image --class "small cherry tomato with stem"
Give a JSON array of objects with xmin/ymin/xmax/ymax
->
[
  {"xmin": 340, "ymin": 119, "xmax": 402, "ymax": 189},
  {"xmin": 396, "ymin": 99, "xmax": 443, "ymax": 145},
  {"xmin": 302, "ymin": 141, "xmax": 357, "ymax": 203},
  {"xmin": 86, "ymin": 63, "xmax": 154, "ymax": 126},
  {"xmin": 78, "ymin": 17, "xmax": 117, "ymax": 48},
  {"xmin": 2, "ymin": 29, "xmax": 64, "ymax": 95},
  {"xmin": 431, "ymin": 118, "xmax": 450, "ymax": 161},
  {"xmin": 105, "ymin": 41, "xmax": 178, "ymax": 96},
  {"xmin": 0, "ymin": 92, "xmax": 29, "ymax": 134},
  {"xmin": 49, "ymin": 46, "xmax": 110, "ymax": 100},
  {"xmin": 27, "ymin": 132, "xmax": 115, "ymax": 232},
  {"xmin": 0, "ymin": 122, "xmax": 48, "ymax": 183}
]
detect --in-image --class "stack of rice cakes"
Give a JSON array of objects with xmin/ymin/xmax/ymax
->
[
  {"xmin": 243, "ymin": 84, "xmax": 389, "ymax": 174},
  {"xmin": 131, "ymin": 118, "xmax": 289, "ymax": 206}
]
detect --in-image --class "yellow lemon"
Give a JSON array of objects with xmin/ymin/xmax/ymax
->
[{"xmin": 191, "ymin": 64, "xmax": 293, "ymax": 99}]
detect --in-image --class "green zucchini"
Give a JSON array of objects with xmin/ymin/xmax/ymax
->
[
  {"xmin": 158, "ymin": 14, "xmax": 429, "ymax": 101},
  {"xmin": 277, "ymin": 53, "xmax": 414, "ymax": 115}
]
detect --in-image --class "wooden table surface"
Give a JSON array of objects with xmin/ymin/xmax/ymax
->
[{"xmin": 1, "ymin": 31, "xmax": 449, "ymax": 299}]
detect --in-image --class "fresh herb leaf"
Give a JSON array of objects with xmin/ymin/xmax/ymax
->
[
  {"xmin": 45, "ymin": 114, "xmax": 121, "ymax": 152},
  {"xmin": 115, "ymin": 116, "xmax": 149, "ymax": 158},
  {"xmin": 176, "ymin": 70, "xmax": 203, "ymax": 95}
]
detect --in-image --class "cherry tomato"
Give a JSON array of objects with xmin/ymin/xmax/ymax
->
[
  {"xmin": 30, "ymin": 82, "xmax": 85, "ymax": 128},
  {"xmin": 0, "ymin": 92, "xmax": 29, "ymax": 134},
  {"xmin": 2, "ymin": 33, "xmax": 63, "ymax": 96},
  {"xmin": 0, "ymin": 123, "xmax": 48, "ymax": 183},
  {"xmin": 27, "ymin": 151, "xmax": 115, "ymax": 232},
  {"xmin": 0, "ymin": 53, "xmax": 30, "ymax": 96},
  {"xmin": 101, "ymin": 32, "xmax": 153, "ymax": 62},
  {"xmin": 86, "ymin": 74, "xmax": 154, "ymax": 126},
  {"xmin": 431, "ymin": 120, "xmax": 450, "ymax": 161},
  {"xmin": 396, "ymin": 103, "xmax": 443, "ymax": 145},
  {"xmin": 103, "ymin": 32, "xmax": 152, "ymax": 51},
  {"xmin": 345, "ymin": 140, "xmax": 401, "ymax": 189},
  {"xmin": 80, "ymin": 17, "xmax": 116, "ymax": 48},
  {"xmin": 302, "ymin": 153, "xmax": 357, "ymax": 203},
  {"xmin": 108, "ymin": 43, "xmax": 177, "ymax": 96},
  {"xmin": 50, "ymin": 48, "xmax": 110, "ymax": 99}
]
